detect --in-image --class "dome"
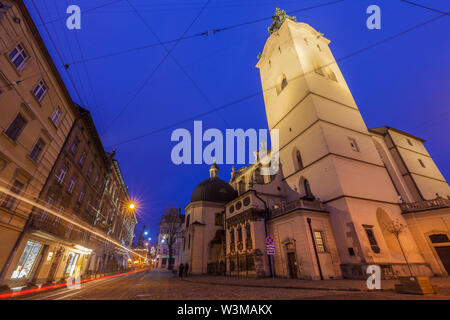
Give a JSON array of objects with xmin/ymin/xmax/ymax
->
[{"xmin": 190, "ymin": 177, "xmax": 237, "ymax": 203}]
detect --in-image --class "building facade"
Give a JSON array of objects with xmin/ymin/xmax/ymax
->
[
  {"xmin": 156, "ymin": 209, "xmax": 184, "ymax": 270},
  {"xmin": 181, "ymin": 10, "xmax": 450, "ymax": 279},
  {"xmin": 0, "ymin": 0, "xmax": 78, "ymax": 286},
  {"xmin": 0, "ymin": 1, "xmax": 137, "ymax": 288}
]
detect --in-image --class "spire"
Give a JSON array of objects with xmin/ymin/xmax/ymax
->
[
  {"xmin": 209, "ymin": 161, "xmax": 219, "ymax": 178},
  {"xmin": 268, "ymin": 8, "xmax": 297, "ymax": 35}
]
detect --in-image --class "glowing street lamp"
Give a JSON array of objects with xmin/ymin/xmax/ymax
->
[
  {"xmin": 129, "ymin": 203, "xmax": 135, "ymax": 210},
  {"xmin": 144, "ymin": 231, "xmax": 148, "ymax": 236}
]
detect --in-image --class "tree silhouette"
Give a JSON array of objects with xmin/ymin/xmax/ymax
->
[{"xmin": 161, "ymin": 207, "xmax": 183, "ymax": 270}]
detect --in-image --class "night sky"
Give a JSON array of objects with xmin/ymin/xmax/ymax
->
[{"xmin": 25, "ymin": 0, "xmax": 450, "ymax": 241}]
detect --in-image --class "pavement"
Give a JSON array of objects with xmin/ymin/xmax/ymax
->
[
  {"xmin": 5, "ymin": 270, "xmax": 450, "ymax": 300},
  {"xmin": 181, "ymin": 274, "xmax": 450, "ymax": 293}
]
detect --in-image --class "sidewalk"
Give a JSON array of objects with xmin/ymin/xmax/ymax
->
[{"xmin": 181, "ymin": 275, "xmax": 450, "ymax": 293}]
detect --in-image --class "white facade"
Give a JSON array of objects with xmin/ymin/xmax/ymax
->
[{"xmin": 181, "ymin": 16, "xmax": 450, "ymax": 279}]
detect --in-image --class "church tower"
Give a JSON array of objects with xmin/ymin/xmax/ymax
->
[{"xmin": 256, "ymin": 9, "xmax": 430, "ymax": 278}]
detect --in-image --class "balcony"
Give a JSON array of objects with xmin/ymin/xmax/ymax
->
[
  {"xmin": 400, "ymin": 197, "xmax": 450, "ymax": 213},
  {"xmin": 271, "ymin": 199, "xmax": 327, "ymax": 218}
]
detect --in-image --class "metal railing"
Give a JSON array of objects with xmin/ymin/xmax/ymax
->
[
  {"xmin": 400, "ymin": 197, "xmax": 450, "ymax": 213},
  {"xmin": 271, "ymin": 199, "xmax": 326, "ymax": 218}
]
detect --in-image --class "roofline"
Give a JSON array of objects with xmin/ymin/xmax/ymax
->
[
  {"xmin": 369, "ymin": 126, "xmax": 426, "ymax": 142},
  {"xmin": 13, "ymin": 0, "xmax": 77, "ymax": 116}
]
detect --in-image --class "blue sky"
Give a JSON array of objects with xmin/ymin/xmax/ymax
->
[{"xmin": 25, "ymin": 0, "xmax": 450, "ymax": 240}]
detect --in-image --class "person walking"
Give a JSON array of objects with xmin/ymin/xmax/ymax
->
[
  {"xmin": 178, "ymin": 263, "xmax": 184, "ymax": 278},
  {"xmin": 184, "ymin": 263, "xmax": 189, "ymax": 277}
]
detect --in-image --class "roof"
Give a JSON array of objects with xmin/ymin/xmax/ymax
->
[
  {"xmin": 369, "ymin": 126, "xmax": 426, "ymax": 142},
  {"xmin": 190, "ymin": 177, "xmax": 238, "ymax": 204}
]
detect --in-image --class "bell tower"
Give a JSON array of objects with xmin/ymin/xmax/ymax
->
[{"xmin": 256, "ymin": 9, "xmax": 427, "ymax": 276}]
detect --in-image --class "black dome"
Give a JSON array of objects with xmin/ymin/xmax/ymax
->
[{"xmin": 191, "ymin": 177, "xmax": 237, "ymax": 203}]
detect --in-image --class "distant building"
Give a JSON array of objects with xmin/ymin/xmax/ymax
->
[
  {"xmin": 181, "ymin": 10, "xmax": 450, "ymax": 279},
  {"xmin": 155, "ymin": 209, "xmax": 184, "ymax": 270}
]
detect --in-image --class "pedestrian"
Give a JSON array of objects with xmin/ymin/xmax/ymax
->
[
  {"xmin": 184, "ymin": 263, "xmax": 189, "ymax": 277},
  {"xmin": 178, "ymin": 263, "xmax": 184, "ymax": 278}
]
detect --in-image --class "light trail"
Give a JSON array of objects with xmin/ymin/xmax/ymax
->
[
  {"xmin": 0, "ymin": 267, "xmax": 150, "ymax": 299},
  {"xmin": 0, "ymin": 184, "xmax": 147, "ymax": 260}
]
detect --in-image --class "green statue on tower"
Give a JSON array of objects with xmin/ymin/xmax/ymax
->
[{"xmin": 268, "ymin": 8, "xmax": 297, "ymax": 35}]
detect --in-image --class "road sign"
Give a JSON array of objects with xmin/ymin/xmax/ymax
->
[
  {"xmin": 266, "ymin": 236, "xmax": 274, "ymax": 245},
  {"xmin": 266, "ymin": 244, "xmax": 275, "ymax": 255}
]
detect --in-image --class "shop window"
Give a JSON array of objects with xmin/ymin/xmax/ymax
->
[
  {"xmin": 11, "ymin": 240, "xmax": 42, "ymax": 279},
  {"xmin": 64, "ymin": 252, "xmax": 79, "ymax": 276}
]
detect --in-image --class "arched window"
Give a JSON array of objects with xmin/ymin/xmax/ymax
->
[
  {"xmin": 281, "ymin": 75, "xmax": 288, "ymax": 90},
  {"xmin": 295, "ymin": 150, "xmax": 303, "ymax": 171},
  {"xmin": 276, "ymin": 74, "xmax": 288, "ymax": 95}
]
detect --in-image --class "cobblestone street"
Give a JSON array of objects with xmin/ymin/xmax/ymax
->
[{"xmin": 10, "ymin": 270, "xmax": 450, "ymax": 300}]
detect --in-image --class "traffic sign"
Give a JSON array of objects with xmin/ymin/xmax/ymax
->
[
  {"xmin": 266, "ymin": 236, "xmax": 274, "ymax": 245},
  {"xmin": 266, "ymin": 244, "xmax": 275, "ymax": 255}
]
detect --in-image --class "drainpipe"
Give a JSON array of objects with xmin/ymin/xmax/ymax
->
[
  {"xmin": 252, "ymin": 190, "xmax": 274, "ymax": 278},
  {"xmin": 307, "ymin": 217, "xmax": 323, "ymax": 280}
]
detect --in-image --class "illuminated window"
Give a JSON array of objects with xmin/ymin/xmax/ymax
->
[
  {"xmin": 78, "ymin": 188, "xmax": 85, "ymax": 203},
  {"xmin": 11, "ymin": 240, "xmax": 42, "ymax": 279},
  {"xmin": 9, "ymin": 44, "xmax": 28, "ymax": 70},
  {"xmin": 314, "ymin": 231, "xmax": 326, "ymax": 253},
  {"xmin": 87, "ymin": 163, "xmax": 94, "ymax": 178}
]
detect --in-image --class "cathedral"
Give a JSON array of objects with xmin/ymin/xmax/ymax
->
[{"xmin": 180, "ymin": 10, "xmax": 450, "ymax": 280}]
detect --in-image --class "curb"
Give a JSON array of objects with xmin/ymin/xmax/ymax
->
[{"xmin": 179, "ymin": 278, "xmax": 391, "ymax": 293}]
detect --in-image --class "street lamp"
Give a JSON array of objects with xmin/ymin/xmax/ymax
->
[
  {"xmin": 144, "ymin": 231, "xmax": 148, "ymax": 235},
  {"xmin": 129, "ymin": 203, "xmax": 135, "ymax": 209}
]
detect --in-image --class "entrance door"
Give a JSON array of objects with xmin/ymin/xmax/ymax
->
[
  {"xmin": 435, "ymin": 246, "xmax": 450, "ymax": 274},
  {"xmin": 287, "ymin": 252, "xmax": 298, "ymax": 279}
]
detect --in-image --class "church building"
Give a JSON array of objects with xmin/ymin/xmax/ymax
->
[{"xmin": 181, "ymin": 9, "xmax": 450, "ymax": 280}]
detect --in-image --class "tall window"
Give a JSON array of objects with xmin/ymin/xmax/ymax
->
[
  {"xmin": 326, "ymin": 68, "xmax": 337, "ymax": 81},
  {"xmin": 5, "ymin": 114, "xmax": 27, "ymax": 141},
  {"xmin": 50, "ymin": 107, "xmax": 63, "ymax": 127},
  {"xmin": 69, "ymin": 137, "xmax": 80, "ymax": 154},
  {"xmin": 314, "ymin": 231, "xmax": 326, "ymax": 253},
  {"xmin": 78, "ymin": 188, "xmax": 85, "ymax": 203},
  {"xmin": 295, "ymin": 149, "xmax": 303, "ymax": 171},
  {"xmin": 33, "ymin": 80, "xmax": 48, "ymax": 101},
  {"xmin": 1, "ymin": 180, "xmax": 24, "ymax": 209},
  {"xmin": 67, "ymin": 177, "xmax": 77, "ymax": 194},
  {"xmin": 363, "ymin": 225, "xmax": 380, "ymax": 253},
  {"xmin": 304, "ymin": 179, "xmax": 312, "ymax": 197},
  {"xmin": 215, "ymin": 213, "xmax": 223, "ymax": 226},
  {"xmin": 87, "ymin": 163, "xmax": 94, "ymax": 178},
  {"xmin": 56, "ymin": 165, "xmax": 67, "ymax": 184},
  {"xmin": 78, "ymin": 151, "xmax": 86, "ymax": 166},
  {"xmin": 348, "ymin": 137, "xmax": 360, "ymax": 152},
  {"xmin": 418, "ymin": 159, "xmax": 426, "ymax": 168},
  {"xmin": 9, "ymin": 44, "xmax": 28, "ymax": 70},
  {"xmin": 276, "ymin": 74, "xmax": 288, "ymax": 95},
  {"xmin": 29, "ymin": 138, "xmax": 45, "ymax": 162},
  {"xmin": 245, "ymin": 224, "xmax": 252, "ymax": 249},
  {"xmin": 186, "ymin": 214, "xmax": 190, "ymax": 227},
  {"xmin": 313, "ymin": 61, "xmax": 324, "ymax": 76},
  {"xmin": 407, "ymin": 138, "xmax": 413, "ymax": 146},
  {"xmin": 237, "ymin": 226, "xmax": 243, "ymax": 242},
  {"xmin": 93, "ymin": 175, "xmax": 99, "ymax": 187},
  {"xmin": 230, "ymin": 229, "xmax": 235, "ymax": 251}
]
